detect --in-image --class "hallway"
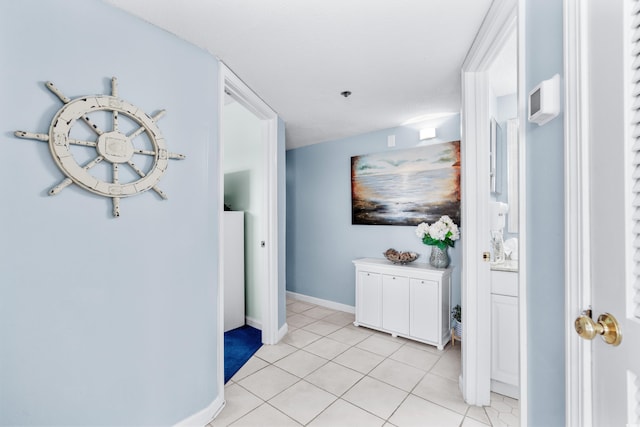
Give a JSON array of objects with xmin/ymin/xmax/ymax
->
[{"xmin": 211, "ymin": 298, "xmax": 519, "ymax": 426}]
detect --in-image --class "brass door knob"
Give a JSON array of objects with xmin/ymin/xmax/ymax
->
[{"xmin": 574, "ymin": 310, "xmax": 622, "ymax": 346}]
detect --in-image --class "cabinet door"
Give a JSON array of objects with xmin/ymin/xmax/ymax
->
[
  {"xmin": 491, "ymin": 294, "xmax": 519, "ymax": 386},
  {"xmin": 382, "ymin": 274, "xmax": 410, "ymax": 334},
  {"xmin": 357, "ymin": 271, "xmax": 382, "ymax": 327},
  {"xmin": 410, "ymin": 278, "xmax": 439, "ymax": 342}
]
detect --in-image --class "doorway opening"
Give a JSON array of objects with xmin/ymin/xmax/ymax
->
[
  {"xmin": 460, "ymin": 0, "xmax": 526, "ymax": 422},
  {"xmin": 217, "ymin": 63, "xmax": 281, "ymax": 394},
  {"xmin": 222, "ymin": 92, "xmax": 264, "ymax": 333}
]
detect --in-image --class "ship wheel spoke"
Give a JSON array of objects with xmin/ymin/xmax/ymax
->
[
  {"xmin": 134, "ymin": 149, "xmax": 157, "ymax": 156},
  {"xmin": 68, "ymin": 138, "xmax": 97, "ymax": 148},
  {"xmin": 81, "ymin": 114, "xmax": 104, "ymax": 136},
  {"xmin": 112, "ymin": 162, "xmax": 121, "ymax": 217},
  {"xmin": 49, "ymin": 156, "xmax": 104, "ymax": 195},
  {"xmin": 14, "ymin": 131, "xmax": 49, "ymax": 142},
  {"xmin": 126, "ymin": 160, "xmax": 168, "ymax": 200},
  {"xmin": 127, "ymin": 110, "xmax": 165, "ymax": 140},
  {"xmin": 111, "ymin": 77, "xmax": 120, "ymax": 133}
]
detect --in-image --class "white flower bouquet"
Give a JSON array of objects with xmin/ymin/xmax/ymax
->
[{"xmin": 416, "ymin": 215, "xmax": 460, "ymax": 250}]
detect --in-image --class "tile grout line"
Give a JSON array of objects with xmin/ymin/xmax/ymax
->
[{"xmin": 220, "ymin": 299, "xmax": 510, "ymax": 427}]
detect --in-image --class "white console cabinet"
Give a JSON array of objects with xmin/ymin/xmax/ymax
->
[{"xmin": 353, "ymin": 258, "xmax": 452, "ymax": 350}]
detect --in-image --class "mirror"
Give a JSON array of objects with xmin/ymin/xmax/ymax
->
[
  {"xmin": 490, "ymin": 117, "xmax": 499, "ymax": 194},
  {"xmin": 506, "ymin": 118, "xmax": 518, "ymax": 233}
]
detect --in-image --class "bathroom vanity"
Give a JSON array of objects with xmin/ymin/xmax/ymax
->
[
  {"xmin": 353, "ymin": 258, "xmax": 452, "ymax": 350},
  {"xmin": 490, "ymin": 260, "xmax": 519, "ymax": 398}
]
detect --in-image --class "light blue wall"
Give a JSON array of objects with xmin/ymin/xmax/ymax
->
[
  {"xmin": 286, "ymin": 115, "xmax": 462, "ymax": 308},
  {"xmin": 0, "ymin": 1, "xmax": 220, "ymax": 424},
  {"xmin": 524, "ymin": 1, "xmax": 565, "ymax": 425}
]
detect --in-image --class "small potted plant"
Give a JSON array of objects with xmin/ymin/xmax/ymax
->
[{"xmin": 451, "ymin": 304, "xmax": 462, "ymax": 339}]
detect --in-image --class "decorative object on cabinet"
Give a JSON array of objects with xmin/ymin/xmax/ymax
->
[
  {"xmin": 383, "ymin": 248, "xmax": 419, "ymax": 264},
  {"xmin": 416, "ymin": 215, "xmax": 460, "ymax": 268},
  {"xmin": 353, "ymin": 258, "xmax": 452, "ymax": 350},
  {"xmin": 351, "ymin": 141, "xmax": 461, "ymax": 226},
  {"xmin": 14, "ymin": 77, "xmax": 185, "ymax": 217},
  {"xmin": 429, "ymin": 246, "xmax": 450, "ymax": 268}
]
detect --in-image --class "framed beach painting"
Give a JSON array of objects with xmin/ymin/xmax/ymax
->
[{"xmin": 351, "ymin": 141, "xmax": 461, "ymax": 226}]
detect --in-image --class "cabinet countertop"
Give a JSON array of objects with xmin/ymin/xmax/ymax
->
[
  {"xmin": 353, "ymin": 257, "xmax": 452, "ymax": 273},
  {"xmin": 490, "ymin": 259, "xmax": 518, "ymax": 272}
]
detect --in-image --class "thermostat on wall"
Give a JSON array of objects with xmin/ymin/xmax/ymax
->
[{"xmin": 528, "ymin": 74, "xmax": 560, "ymax": 126}]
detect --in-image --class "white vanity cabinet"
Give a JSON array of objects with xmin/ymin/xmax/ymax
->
[
  {"xmin": 490, "ymin": 266, "xmax": 519, "ymax": 398},
  {"xmin": 353, "ymin": 258, "xmax": 451, "ymax": 350}
]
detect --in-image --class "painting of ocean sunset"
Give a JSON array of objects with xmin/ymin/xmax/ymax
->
[{"xmin": 351, "ymin": 141, "xmax": 460, "ymax": 226}]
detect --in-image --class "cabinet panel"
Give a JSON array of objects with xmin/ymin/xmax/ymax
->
[
  {"xmin": 382, "ymin": 275, "xmax": 410, "ymax": 335},
  {"xmin": 357, "ymin": 271, "xmax": 382, "ymax": 327},
  {"xmin": 353, "ymin": 258, "xmax": 452, "ymax": 350},
  {"xmin": 491, "ymin": 270, "xmax": 518, "ymax": 297},
  {"xmin": 410, "ymin": 278, "xmax": 439, "ymax": 342},
  {"xmin": 491, "ymin": 294, "xmax": 519, "ymax": 386}
]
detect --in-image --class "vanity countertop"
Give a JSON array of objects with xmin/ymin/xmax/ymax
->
[{"xmin": 490, "ymin": 259, "xmax": 518, "ymax": 272}]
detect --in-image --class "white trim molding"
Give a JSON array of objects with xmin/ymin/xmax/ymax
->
[
  {"xmin": 173, "ymin": 394, "xmax": 225, "ymax": 427},
  {"xmin": 460, "ymin": 69, "xmax": 492, "ymax": 406},
  {"xmin": 216, "ymin": 61, "xmax": 227, "ymax": 427},
  {"xmin": 214, "ymin": 62, "xmax": 282, "ymax": 425},
  {"xmin": 563, "ymin": 1, "xmax": 593, "ymax": 426},
  {"xmin": 220, "ymin": 63, "xmax": 280, "ymax": 347},
  {"xmin": 277, "ymin": 322, "xmax": 289, "ymax": 343},
  {"xmin": 460, "ymin": 0, "xmax": 517, "ymax": 407},
  {"xmin": 286, "ymin": 291, "xmax": 356, "ymax": 314},
  {"xmin": 245, "ymin": 316, "xmax": 262, "ymax": 330},
  {"xmin": 516, "ymin": 1, "xmax": 528, "ymax": 423}
]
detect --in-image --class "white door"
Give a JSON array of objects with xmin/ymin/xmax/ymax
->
[
  {"xmin": 576, "ymin": 1, "xmax": 640, "ymax": 425},
  {"xmin": 358, "ymin": 271, "xmax": 382, "ymax": 328},
  {"xmin": 410, "ymin": 278, "xmax": 439, "ymax": 343},
  {"xmin": 382, "ymin": 275, "xmax": 410, "ymax": 334}
]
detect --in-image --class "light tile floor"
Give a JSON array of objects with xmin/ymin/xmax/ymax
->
[{"xmin": 210, "ymin": 298, "xmax": 520, "ymax": 427}]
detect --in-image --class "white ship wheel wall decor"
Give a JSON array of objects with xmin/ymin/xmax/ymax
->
[{"xmin": 14, "ymin": 77, "xmax": 185, "ymax": 217}]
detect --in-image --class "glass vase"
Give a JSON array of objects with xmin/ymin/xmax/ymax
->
[{"xmin": 429, "ymin": 245, "xmax": 450, "ymax": 268}]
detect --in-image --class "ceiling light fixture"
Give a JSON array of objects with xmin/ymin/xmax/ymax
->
[{"xmin": 419, "ymin": 128, "xmax": 437, "ymax": 140}]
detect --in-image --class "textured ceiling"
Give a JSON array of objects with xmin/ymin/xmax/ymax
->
[{"xmin": 106, "ymin": 0, "xmax": 495, "ymax": 149}]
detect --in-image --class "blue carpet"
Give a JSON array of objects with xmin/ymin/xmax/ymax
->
[{"xmin": 224, "ymin": 325, "xmax": 262, "ymax": 383}]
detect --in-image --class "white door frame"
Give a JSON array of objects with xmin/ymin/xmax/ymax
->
[
  {"xmin": 216, "ymin": 63, "xmax": 281, "ymax": 395},
  {"xmin": 460, "ymin": 0, "xmax": 522, "ymax": 410},
  {"xmin": 563, "ymin": 1, "xmax": 593, "ymax": 426}
]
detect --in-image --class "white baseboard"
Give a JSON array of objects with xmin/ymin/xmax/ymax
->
[
  {"xmin": 276, "ymin": 322, "xmax": 288, "ymax": 342},
  {"xmin": 245, "ymin": 316, "xmax": 261, "ymax": 330},
  {"xmin": 286, "ymin": 291, "xmax": 355, "ymax": 314},
  {"xmin": 490, "ymin": 379, "xmax": 519, "ymax": 400},
  {"xmin": 174, "ymin": 394, "xmax": 224, "ymax": 427},
  {"xmin": 243, "ymin": 317, "xmax": 288, "ymax": 344}
]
